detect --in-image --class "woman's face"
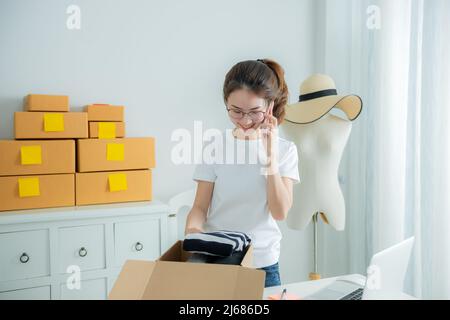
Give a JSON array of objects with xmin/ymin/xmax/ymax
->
[{"xmin": 226, "ymin": 89, "xmax": 270, "ymax": 132}]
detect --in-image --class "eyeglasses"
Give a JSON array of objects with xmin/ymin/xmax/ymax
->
[{"xmin": 226, "ymin": 108, "xmax": 266, "ymax": 122}]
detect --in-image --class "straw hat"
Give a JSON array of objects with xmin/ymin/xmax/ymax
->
[{"xmin": 285, "ymin": 74, "xmax": 363, "ymax": 124}]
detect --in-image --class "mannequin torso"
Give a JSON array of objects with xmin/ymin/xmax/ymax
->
[{"xmin": 281, "ymin": 113, "xmax": 352, "ymax": 231}]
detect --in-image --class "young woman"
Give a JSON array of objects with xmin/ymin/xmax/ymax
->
[{"xmin": 185, "ymin": 58, "xmax": 300, "ymax": 288}]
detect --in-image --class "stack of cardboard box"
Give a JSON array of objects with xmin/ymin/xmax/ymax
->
[
  {"xmin": 76, "ymin": 104, "xmax": 155, "ymax": 205},
  {"xmin": 0, "ymin": 94, "xmax": 85, "ymax": 211},
  {"xmin": 0, "ymin": 95, "xmax": 155, "ymax": 212}
]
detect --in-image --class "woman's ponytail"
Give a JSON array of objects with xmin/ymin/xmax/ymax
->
[{"xmin": 259, "ymin": 59, "xmax": 289, "ymax": 124}]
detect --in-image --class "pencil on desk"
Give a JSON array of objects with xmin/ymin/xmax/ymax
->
[{"xmin": 280, "ymin": 288, "xmax": 287, "ymax": 300}]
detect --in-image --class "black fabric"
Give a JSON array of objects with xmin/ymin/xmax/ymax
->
[
  {"xmin": 186, "ymin": 251, "xmax": 246, "ymax": 266},
  {"xmin": 183, "ymin": 230, "xmax": 252, "ymax": 257},
  {"xmin": 183, "ymin": 238, "xmax": 234, "ymax": 256}
]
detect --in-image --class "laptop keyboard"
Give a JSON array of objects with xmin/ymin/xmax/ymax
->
[{"xmin": 340, "ymin": 288, "xmax": 364, "ymax": 300}]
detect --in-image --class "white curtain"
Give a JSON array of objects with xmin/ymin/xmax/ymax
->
[{"xmin": 318, "ymin": 0, "xmax": 450, "ymax": 299}]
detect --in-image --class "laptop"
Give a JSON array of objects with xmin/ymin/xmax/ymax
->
[{"xmin": 305, "ymin": 237, "xmax": 415, "ymax": 300}]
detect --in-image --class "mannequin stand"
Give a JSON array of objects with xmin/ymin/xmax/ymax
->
[{"xmin": 309, "ymin": 212, "xmax": 321, "ymax": 280}]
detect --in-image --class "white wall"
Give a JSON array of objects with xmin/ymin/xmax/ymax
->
[{"xmin": 0, "ymin": 0, "xmax": 317, "ymax": 284}]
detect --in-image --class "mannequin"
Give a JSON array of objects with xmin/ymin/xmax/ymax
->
[
  {"xmin": 282, "ymin": 73, "xmax": 362, "ymax": 280},
  {"xmin": 281, "ymin": 113, "xmax": 352, "ymax": 231}
]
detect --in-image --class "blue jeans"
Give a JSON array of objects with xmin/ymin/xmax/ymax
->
[{"xmin": 258, "ymin": 262, "xmax": 281, "ymax": 288}]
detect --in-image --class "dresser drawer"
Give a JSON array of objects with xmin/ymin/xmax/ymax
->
[
  {"xmin": 58, "ymin": 225, "xmax": 106, "ymax": 273},
  {"xmin": 114, "ymin": 219, "xmax": 160, "ymax": 267},
  {"xmin": 60, "ymin": 277, "xmax": 107, "ymax": 300},
  {"xmin": 0, "ymin": 285, "xmax": 51, "ymax": 300},
  {"xmin": 0, "ymin": 229, "xmax": 50, "ymax": 282}
]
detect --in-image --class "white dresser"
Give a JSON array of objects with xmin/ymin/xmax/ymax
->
[{"xmin": 0, "ymin": 200, "xmax": 170, "ymax": 300}]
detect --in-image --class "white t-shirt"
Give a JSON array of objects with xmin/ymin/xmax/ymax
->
[{"xmin": 192, "ymin": 129, "xmax": 300, "ymax": 268}]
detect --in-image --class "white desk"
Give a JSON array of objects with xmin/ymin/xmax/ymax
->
[{"xmin": 263, "ymin": 274, "xmax": 418, "ymax": 300}]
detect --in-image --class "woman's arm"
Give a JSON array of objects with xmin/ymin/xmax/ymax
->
[
  {"xmin": 259, "ymin": 104, "xmax": 294, "ymax": 220},
  {"xmin": 267, "ymin": 171, "xmax": 294, "ymax": 221},
  {"xmin": 184, "ymin": 181, "xmax": 214, "ymax": 235}
]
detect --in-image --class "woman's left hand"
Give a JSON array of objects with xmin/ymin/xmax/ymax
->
[{"xmin": 260, "ymin": 103, "xmax": 279, "ymax": 174}]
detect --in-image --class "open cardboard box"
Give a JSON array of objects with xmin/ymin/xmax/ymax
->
[{"xmin": 109, "ymin": 240, "xmax": 266, "ymax": 300}]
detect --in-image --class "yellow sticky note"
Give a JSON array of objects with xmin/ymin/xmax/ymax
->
[
  {"xmin": 108, "ymin": 173, "xmax": 127, "ymax": 192},
  {"xmin": 18, "ymin": 177, "xmax": 40, "ymax": 197},
  {"xmin": 107, "ymin": 143, "xmax": 124, "ymax": 161},
  {"xmin": 98, "ymin": 122, "xmax": 116, "ymax": 139},
  {"xmin": 21, "ymin": 145, "xmax": 42, "ymax": 165},
  {"xmin": 44, "ymin": 113, "xmax": 64, "ymax": 132}
]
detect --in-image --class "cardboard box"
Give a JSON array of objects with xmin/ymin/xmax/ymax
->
[
  {"xmin": 25, "ymin": 94, "xmax": 69, "ymax": 112},
  {"xmin": 0, "ymin": 140, "xmax": 75, "ymax": 176},
  {"xmin": 0, "ymin": 174, "xmax": 75, "ymax": 212},
  {"xmin": 108, "ymin": 240, "xmax": 266, "ymax": 300},
  {"xmin": 14, "ymin": 112, "xmax": 88, "ymax": 139},
  {"xmin": 85, "ymin": 104, "xmax": 124, "ymax": 122},
  {"xmin": 89, "ymin": 122, "xmax": 125, "ymax": 138},
  {"xmin": 75, "ymin": 169, "xmax": 152, "ymax": 205},
  {"xmin": 77, "ymin": 137, "xmax": 155, "ymax": 172}
]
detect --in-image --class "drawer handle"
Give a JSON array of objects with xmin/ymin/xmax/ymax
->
[
  {"xmin": 135, "ymin": 242, "xmax": 144, "ymax": 252},
  {"xmin": 20, "ymin": 253, "xmax": 30, "ymax": 264},
  {"xmin": 78, "ymin": 247, "xmax": 88, "ymax": 257}
]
